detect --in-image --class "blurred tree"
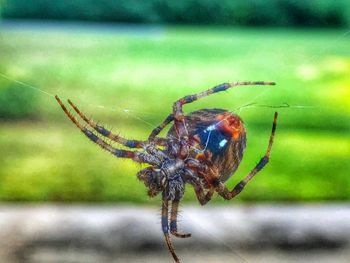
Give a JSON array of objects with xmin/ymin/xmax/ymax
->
[
  {"xmin": 0, "ymin": 0, "xmax": 3, "ymax": 19},
  {"xmin": 1, "ymin": 0, "xmax": 350, "ymax": 28}
]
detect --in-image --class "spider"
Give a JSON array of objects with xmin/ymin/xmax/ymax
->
[{"xmin": 55, "ymin": 81, "xmax": 278, "ymax": 263}]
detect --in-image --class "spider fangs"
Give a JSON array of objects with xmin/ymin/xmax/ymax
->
[{"xmin": 55, "ymin": 81, "xmax": 278, "ymax": 263}]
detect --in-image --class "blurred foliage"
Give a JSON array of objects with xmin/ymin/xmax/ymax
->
[
  {"xmin": 0, "ymin": 25, "xmax": 349, "ymax": 203},
  {"xmin": 0, "ymin": 80, "xmax": 38, "ymax": 119},
  {"xmin": 2, "ymin": 0, "xmax": 350, "ymax": 27},
  {"xmin": 0, "ymin": 0, "xmax": 3, "ymax": 19}
]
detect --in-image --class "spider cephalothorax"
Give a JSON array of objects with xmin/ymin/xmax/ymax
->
[{"xmin": 56, "ymin": 81, "xmax": 278, "ymax": 263}]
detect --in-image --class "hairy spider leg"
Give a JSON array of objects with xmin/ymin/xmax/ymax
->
[
  {"xmin": 162, "ymin": 192, "xmax": 180, "ymax": 263},
  {"xmin": 215, "ymin": 112, "xmax": 278, "ymax": 199},
  {"xmin": 172, "ymin": 81, "xmax": 276, "ymax": 139},
  {"xmin": 183, "ymin": 161, "xmax": 214, "ymax": 206},
  {"xmin": 193, "ymin": 186, "xmax": 214, "ymax": 206},
  {"xmin": 170, "ymin": 199, "xmax": 191, "ymax": 238},
  {"xmin": 55, "ymin": 96, "xmax": 159, "ymax": 165},
  {"xmin": 148, "ymin": 113, "xmax": 174, "ymax": 141},
  {"xmin": 67, "ymin": 99, "xmax": 167, "ymax": 148}
]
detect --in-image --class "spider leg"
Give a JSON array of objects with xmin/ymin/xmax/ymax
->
[
  {"xmin": 170, "ymin": 200, "xmax": 191, "ymax": 238},
  {"xmin": 216, "ymin": 112, "xmax": 278, "ymax": 200},
  {"xmin": 55, "ymin": 96, "xmax": 160, "ymax": 165},
  {"xmin": 162, "ymin": 192, "xmax": 180, "ymax": 263},
  {"xmin": 148, "ymin": 113, "xmax": 174, "ymax": 141},
  {"xmin": 67, "ymin": 99, "xmax": 167, "ymax": 147},
  {"xmin": 183, "ymin": 165, "xmax": 213, "ymax": 206},
  {"xmin": 173, "ymin": 81, "xmax": 275, "ymax": 139},
  {"xmin": 193, "ymin": 186, "xmax": 214, "ymax": 206}
]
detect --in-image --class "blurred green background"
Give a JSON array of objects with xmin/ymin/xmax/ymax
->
[{"xmin": 0, "ymin": 1, "xmax": 349, "ymax": 203}]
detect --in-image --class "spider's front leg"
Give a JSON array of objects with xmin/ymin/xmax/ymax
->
[
  {"xmin": 148, "ymin": 113, "xmax": 174, "ymax": 141},
  {"xmin": 172, "ymin": 81, "xmax": 275, "ymax": 139}
]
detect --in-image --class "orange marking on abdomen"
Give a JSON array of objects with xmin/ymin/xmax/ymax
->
[{"xmin": 216, "ymin": 113, "xmax": 244, "ymax": 140}]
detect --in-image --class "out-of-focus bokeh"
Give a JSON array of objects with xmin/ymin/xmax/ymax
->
[
  {"xmin": 0, "ymin": 0, "xmax": 349, "ymax": 203},
  {"xmin": 0, "ymin": 1, "xmax": 349, "ymax": 262}
]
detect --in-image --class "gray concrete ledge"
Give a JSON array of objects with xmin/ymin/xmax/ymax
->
[{"xmin": 0, "ymin": 204, "xmax": 349, "ymax": 263}]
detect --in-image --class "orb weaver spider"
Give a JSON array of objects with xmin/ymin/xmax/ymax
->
[{"xmin": 55, "ymin": 81, "xmax": 278, "ymax": 263}]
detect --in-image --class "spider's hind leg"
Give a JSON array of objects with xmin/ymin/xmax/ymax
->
[
  {"xmin": 162, "ymin": 192, "xmax": 181, "ymax": 263},
  {"xmin": 216, "ymin": 112, "xmax": 278, "ymax": 200},
  {"xmin": 193, "ymin": 186, "xmax": 213, "ymax": 206},
  {"xmin": 170, "ymin": 200, "xmax": 191, "ymax": 238}
]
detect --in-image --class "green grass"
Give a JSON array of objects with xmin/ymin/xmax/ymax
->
[{"xmin": 0, "ymin": 25, "xmax": 349, "ymax": 203}]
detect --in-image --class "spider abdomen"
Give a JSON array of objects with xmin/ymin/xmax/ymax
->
[{"xmin": 167, "ymin": 109, "xmax": 246, "ymax": 183}]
